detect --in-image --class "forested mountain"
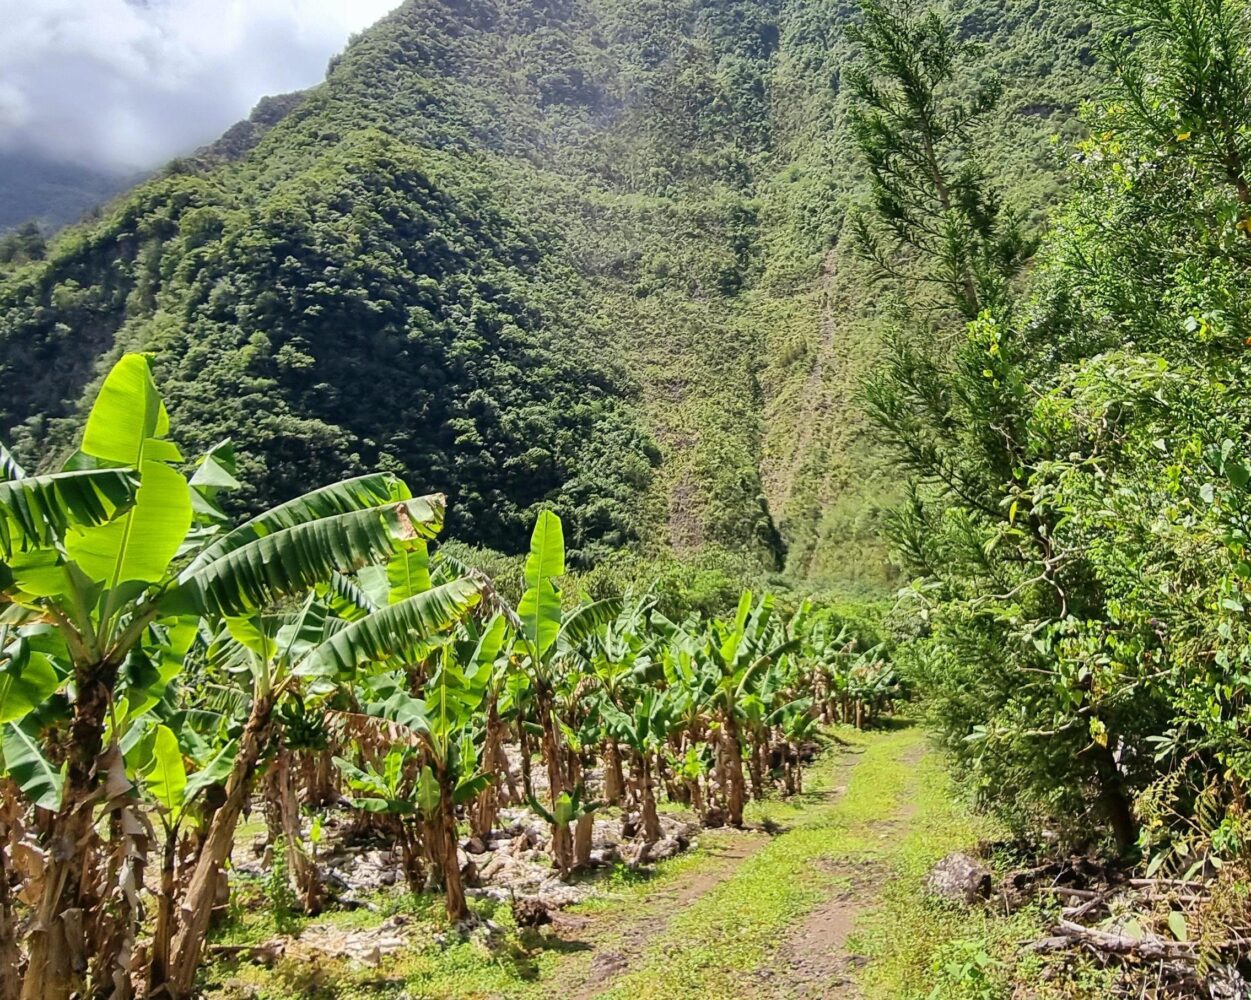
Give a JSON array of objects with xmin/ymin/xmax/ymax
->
[
  {"xmin": 12, "ymin": 3, "xmax": 1251, "ymax": 996},
  {"xmin": 0, "ymin": 0, "xmax": 1092, "ymax": 584}
]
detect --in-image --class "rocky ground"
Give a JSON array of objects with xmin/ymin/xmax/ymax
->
[{"xmin": 236, "ymin": 805, "xmax": 701, "ymax": 911}]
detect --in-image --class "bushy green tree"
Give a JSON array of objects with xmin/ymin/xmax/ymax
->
[{"xmin": 856, "ymin": 0, "xmax": 1251, "ymax": 864}]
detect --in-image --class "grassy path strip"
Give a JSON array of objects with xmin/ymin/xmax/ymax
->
[
  {"xmin": 554, "ymin": 831, "xmax": 771, "ymax": 999},
  {"xmin": 587, "ymin": 724, "xmax": 923, "ymax": 1000},
  {"xmin": 846, "ymin": 748, "xmax": 1082, "ymax": 1000}
]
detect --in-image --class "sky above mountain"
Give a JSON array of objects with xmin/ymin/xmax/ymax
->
[{"xmin": 0, "ymin": 0, "xmax": 401, "ymax": 174}]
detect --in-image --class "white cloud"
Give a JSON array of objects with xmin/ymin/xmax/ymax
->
[{"xmin": 0, "ymin": 0, "xmax": 402, "ymax": 173}]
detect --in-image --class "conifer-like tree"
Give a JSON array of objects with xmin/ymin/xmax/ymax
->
[{"xmin": 847, "ymin": 0, "xmax": 1034, "ymax": 319}]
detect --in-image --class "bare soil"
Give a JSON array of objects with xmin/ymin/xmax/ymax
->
[
  {"xmin": 752, "ymin": 857, "xmax": 888, "ymax": 999},
  {"xmin": 554, "ymin": 830, "xmax": 771, "ymax": 1000}
]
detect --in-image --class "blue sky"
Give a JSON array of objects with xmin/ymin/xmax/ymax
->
[{"xmin": 0, "ymin": 0, "xmax": 401, "ymax": 173}]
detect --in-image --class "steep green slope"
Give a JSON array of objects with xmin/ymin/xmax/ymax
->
[{"xmin": 0, "ymin": 0, "xmax": 1094, "ymax": 585}]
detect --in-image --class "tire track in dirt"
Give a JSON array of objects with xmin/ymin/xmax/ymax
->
[
  {"xmin": 550, "ymin": 750, "xmax": 866, "ymax": 1000},
  {"xmin": 539, "ymin": 732, "xmax": 924, "ymax": 1000},
  {"xmin": 750, "ymin": 851, "xmax": 891, "ymax": 998},
  {"xmin": 750, "ymin": 740, "xmax": 927, "ymax": 999},
  {"xmin": 551, "ymin": 831, "xmax": 771, "ymax": 1000}
]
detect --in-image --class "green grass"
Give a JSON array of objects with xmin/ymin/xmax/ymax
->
[
  {"xmin": 851, "ymin": 748, "xmax": 1117, "ymax": 1000},
  {"xmin": 852, "ymin": 745, "xmax": 1012, "ymax": 999},
  {"xmin": 202, "ymin": 804, "xmax": 752, "ymax": 999},
  {"xmin": 591, "ymin": 725, "xmax": 920, "ymax": 999},
  {"xmin": 588, "ymin": 722, "xmax": 1115, "ymax": 1000}
]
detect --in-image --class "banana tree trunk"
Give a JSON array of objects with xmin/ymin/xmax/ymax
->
[
  {"xmin": 569, "ymin": 754, "xmax": 594, "ymax": 869},
  {"xmin": 436, "ymin": 765, "xmax": 468, "ymax": 922},
  {"xmin": 301, "ymin": 749, "xmax": 336, "ymax": 808},
  {"xmin": 684, "ymin": 776, "xmax": 704, "ymax": 818},
  {"xmin": 470, "ymin": 786, "xmax": 498, "ymax": 842},
  {"xmin": 93, "ymin": 761, "xmax": 151, "ymax": 1000},
  {"xmin": 421, "ymin": 813, "xmax": 443, "ymax": 889},
  {"xmin": 723, "ymin": 714, "xmax": 746, "ymax": 828},
  {"xmin": 163, "ymin": 691, "xmax": 275, "ymax": 999},
  {"xmin": 536, "ymin": 690, "xmax": 573, "ymax": 878},
  {"xmin": 20, "ymin": 662, "xmax": 117, "ymax": 1000},
  {"xmin": 268, "ymin": 749, "xmax": 321, "ymax": 914},
  {"xmin": 146, "ymin": 829, "xmax": 180, "ymax": 996},
  {"xmin": 398, "ymin": 821, "xmax": 425, "ymax": 898},
  {"xmin": 602, "ymin": 741, "xmax": 624, "ymax": 807},
  {"xmin": 638, "ymin": 753, "xmax": 661, "ymax": 845},
  {"xmin": 497, "ymin": 741, "xmax": 520, "ymax": 806},
  {"xmin": 517, "ymin": 722, "xmax": 534, "ymax": 802},
  {"xmin": 712, "ymin": 732, "xmax": 729, "ymax": 816},
  {"xmin": 782, "ymin": 741, "xmax": 798, "ymax": 797},
  {"xmin": 0, "ymin": 786, "xmax": 20, "ymax": 1000},
  {"xmin": 472, "ymin": 699, "xmax": 504, "ymax": 837},
  {"xmin": 748, "ymin": 734, "xmax": 765, "ymax": 801},
  {"xmin": 573, "ymin": 814, "xmax": 594, "ymax": 868}
]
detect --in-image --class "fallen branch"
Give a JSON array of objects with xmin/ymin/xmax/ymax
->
[
  {"xmin": 1062, "ymin": 892, "xmax": 1110, "ymax": 920},
  {"xmin": 1127, "ymin": 878, "xmax": 1205, "ymax": 891},
  {"xmin": 1038, "ymin": 886, "xmax": 1101, "ymax": 900},
  {"xmin": 207, "ymin": 940, "xmax": 286, "ymax": 966},
  {"xmin": 1055, "ymin": 920, "xmax": 1193, "ymax": 961}
]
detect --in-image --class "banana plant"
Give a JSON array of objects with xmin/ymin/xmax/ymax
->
[
  {"xmin": 668, "ymin": 741, "xmax": 712, "ymax": 817},
  {"xmin": 586, "ymin": 597, "xmax": 659, "ymax": 808},
  {"xmin": 321, "ymin": 550, "xmax": 500, "ymax": 921},
  {"xmin": 122, "ymin": 719, "xmax": 236, "ymax": 993},
  {"xmin": 739, "ymin": 652, "xmax": 805, "ymax": 799},
  {"xmin": 552, "ymin": 687, "xmax": 605, "ymax": 867},
  {"xmin": 768, "ymin": 692, "xmax": 819, "ymax": 795},
  {"xmin": 601, "ymin": 687, "xmax": 673, "ymax": 845},
  {"xmin": 335, "ymin": 747, "xmax": 431, "ymax": 896},
  {"xmin": 418, "ymin": 624, "xmax": 502, "ymax": 920},
  {"xmin": 525, "ymin": 784, "xmax": 602, "ymax": 864},
  {"xmin": 163, "ymin": 566, "xmax": 481, "ymax": 985},
  {"xmin": 513, "ymin": 510, "xmax": 619, "ymax": 878},
  {"xmin": 0, "ymin": 354, "xmax": 467, "ymax": 1000},
  {"xmin": 461, "ymin": 616, "xmax": 518, "ymax": 838},
  {"xmin": 846, "ymin": 646, "xmax": 901, "ymax": 728},
  {"xmin": 332, "ymin": 618, "xmax": 500, "ymax": 921},
  {"xmin": 694, "ymin": 592, "xmax": 797, "ymax": 827}
]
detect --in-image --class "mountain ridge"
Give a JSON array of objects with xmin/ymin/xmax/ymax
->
[{"xmin": 0, "ymin": 0, "xmax": 1092, "ymax": 591}]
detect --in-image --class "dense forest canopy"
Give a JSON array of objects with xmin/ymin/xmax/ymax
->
[{"xmin": 861, "ymin": 0, "xmax": 1251, "ymax": 863}]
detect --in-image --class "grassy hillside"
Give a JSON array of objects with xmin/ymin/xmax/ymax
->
[{"xmin": 0, "ymin": 0, "xmax": 1095, "ymax": 589}]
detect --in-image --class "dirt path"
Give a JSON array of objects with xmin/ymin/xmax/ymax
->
[
  {"xmin": 752, "ymin": 743, "xmax": 925, "ymax": 999},
  {"xmin": 550, "ymin": 830, "xmax": 771, "ymax": 999},
  {"xmin": 751, "ymin": 856, "xmax": 884, "ymax": 999},
  {"xmin": 534, "ymin": 730, "xmax": 927, "ymax": 1000}
]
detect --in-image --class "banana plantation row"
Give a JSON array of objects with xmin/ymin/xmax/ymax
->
[{"xmin": 0, "ymin": 355, "xmax": 898, "ymax": 1000}]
